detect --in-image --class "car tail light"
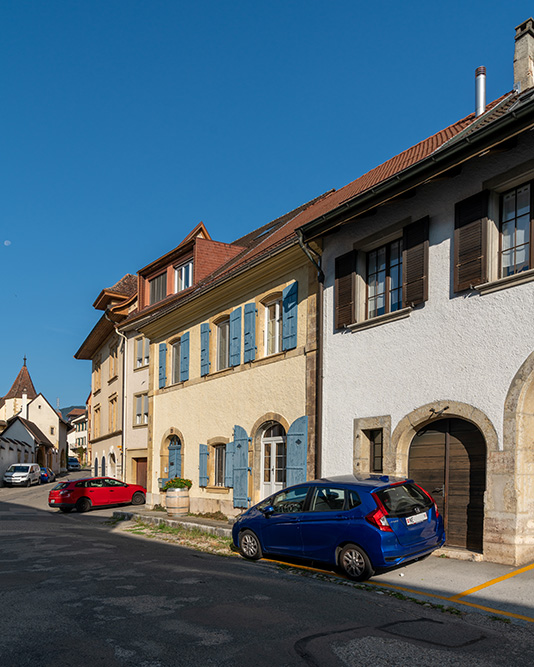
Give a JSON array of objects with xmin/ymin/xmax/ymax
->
[
  {"xmin": 59, "ymin": 491, "xmax": 71, "ymax": 496},
  {"xmin": 365, "ymin": 505, "xmax": 393, "ymax": 532},
  {"xmin": 413, "ymin": 483, "xmax": 440, "ymax": 517}
]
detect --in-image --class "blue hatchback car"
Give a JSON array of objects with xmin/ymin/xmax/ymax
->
[{"xmin": 232, "ymin": 475, "xmax": 445, "ymax": 581}]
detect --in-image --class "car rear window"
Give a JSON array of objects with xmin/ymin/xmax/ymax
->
[
  {"xmin": 375, "ymin": 483, "xmax": 432, "ymax": 518},
  {"xmin": 52, "ymin": 482, "xmax": 70, "ymax": 490}
]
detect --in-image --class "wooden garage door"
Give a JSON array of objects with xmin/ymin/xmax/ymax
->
[{"xmin": 408, "ymin": 418, "xmax": 486, "ymax": 552}]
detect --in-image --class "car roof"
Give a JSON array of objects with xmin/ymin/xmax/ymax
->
[{"xmin": 309, "ymin": 474, "xmax": 413, "ymax": 489}]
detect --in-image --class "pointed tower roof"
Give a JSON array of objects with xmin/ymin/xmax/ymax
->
[{"xmin": 3, "ymin": 357, "xmax": 38, "ymax": 400}]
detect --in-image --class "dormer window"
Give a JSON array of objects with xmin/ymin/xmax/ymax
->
[
  {"xmin": 175, "ymin": 261, "xmax": 193, "ymax": 293},
  {"xmin": 149, "ymin": 273, "xmax": 167, "ymax": 305}
]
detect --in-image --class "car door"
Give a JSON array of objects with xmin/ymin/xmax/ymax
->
[
  {"xmin": 85, "ymin": 478, "xmax": 109, "ymax": 505},
  {"xmin": 103, "ymin": 478, "xmax": 131, "ymax": 504},
  {"xmin": 259, "ymin": 485, "xmax": 311, "ymax": 556},
  {"xmin": 299, "ymin": 486, "xmax": 353, "ymax": 562}
]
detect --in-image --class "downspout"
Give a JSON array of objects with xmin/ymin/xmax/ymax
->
[
  {"xmin": 296, "ymin": 230, "xmax": 324, "ymax": 479},
  {"xmin": 104, "ymin": 309, "xmax": 128, "ymax": 481}
]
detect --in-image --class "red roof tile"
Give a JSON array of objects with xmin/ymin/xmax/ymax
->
[{"xmin": 3, "ymin": 361, "xmax": 37, "ymax": 400}]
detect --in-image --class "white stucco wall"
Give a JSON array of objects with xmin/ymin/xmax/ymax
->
[{"xmin": 321, "ymin": 132, "xmax": 534, "ymax": 475}]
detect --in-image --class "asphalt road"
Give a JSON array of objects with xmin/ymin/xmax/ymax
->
[{"xmin": 2, "ymin": 477, "xmax": 534, "ymax": 667}]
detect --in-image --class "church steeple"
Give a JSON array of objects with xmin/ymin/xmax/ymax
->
[{"xmin": 3, "ymin": 358, "xmax": 37, "ymax": 400}]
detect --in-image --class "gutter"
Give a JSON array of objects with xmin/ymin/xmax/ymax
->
[
  {"xmin": 299, "ymin": 91, "xmax": 534, "ymax": 242},
  {"xmin": 296, "ymin": 230, "xmax": 324, "ymax": 479}
]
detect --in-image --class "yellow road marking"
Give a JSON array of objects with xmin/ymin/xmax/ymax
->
[
  {"xmin": 448, "ymin": 561, "xmax": 534, "ymax": 601},
  {"xmin": 262, "ymin": 558, "xmax": 534, "ymax": 623}
]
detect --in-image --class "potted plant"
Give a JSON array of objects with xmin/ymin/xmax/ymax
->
[{"xmin": 163, "ymin": 477, "xmax": 192, "ymax": 517}]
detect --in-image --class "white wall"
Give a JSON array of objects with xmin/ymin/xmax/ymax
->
[{"xmin": 321, "ymin": 132, "xmax": 534, "ymax": 475}]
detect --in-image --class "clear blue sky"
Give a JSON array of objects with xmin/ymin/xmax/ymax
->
[{"xmin": 1, "ymin": 1, "xmax": 531, "ymax": 408}]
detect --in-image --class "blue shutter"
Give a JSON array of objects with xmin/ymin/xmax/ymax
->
[
  {"xmin": 282, "ymin": 281, "xmax": 298, "ymax": 351},
  {"xmin": 158, "ymin": 343, "xmax": 167, "ymax": 388},
  {"xmin": 225, "ymin": 439, "xmax": 235, "ymax": 487},
  {"xmin": 199, "ymin": 444, "xmax": 209, "ymax": 487},
  {"xmin": 180, "ymin": 332, "xmax": 190, "ymax": 382},
  {"xmin": 229, "ymin": 307, "xmax": 242, "ymax": 367},
  {"xmin": 243, "ymin": 303, "xmax": 256, "ymax": 363},
  {"xmin": 168, "ymin": 441, "xmax": 182, "ymax": 479},
  {"xmin": 286, "ymin": 415, "xmax": 308, "ymax": 486},
  {"xmin": 233, "ymin": 425, "xmax": 250, "ymax": 508},
  {"xmin": 200, "ymin": 323, "xmax": 210, "ymax": 376}
]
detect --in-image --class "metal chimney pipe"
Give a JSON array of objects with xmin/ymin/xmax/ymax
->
[{"xmin": 475, "ymin": 66, "xmax": 486, "ymax": 117}]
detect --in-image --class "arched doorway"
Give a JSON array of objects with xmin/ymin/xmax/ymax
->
[
  {"xmin": 408, "ymin": 418, "xmax": 486, "ymax": 552},
  {"xmin": 261, "ymin": 421, "xmax": 286, "ymax": 498}
]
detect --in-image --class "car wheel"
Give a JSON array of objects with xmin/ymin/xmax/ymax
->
[
  {"xmin": 239, "ymin": 530, "xmax": 263, "ymax": 560},
  {"xmin": 339, "ymin": 544, "xmax": 374, "ymax": 581},
  {"xmin": 76, "ymin": 497, "xmax": 91, "ymax": 513},
  {"xmin": 59, "ymin": 508, "xmax": 73, "ymax": 513},
  {"xmin": 26, "ymin": 479, "xmax": 31, "ymax": 487},
  {"xmin": 131, "ymin": 491, "xmax": 146, "ymax": 505}
]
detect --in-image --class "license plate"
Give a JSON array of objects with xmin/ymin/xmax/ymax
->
[
  {"xmin": 50, "ymin": 499, "xmax": 55, "ymax": 503},
  {"xmin": 406, "ymin": 511, "xmax": 427, "ymax": 525}
]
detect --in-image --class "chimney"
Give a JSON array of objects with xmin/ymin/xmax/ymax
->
[
  {"xmin": 475, "ymin": 66, "xmax": 486, "ymax": 116},
  {"xmin": 21, "ymin": 390, "xmax": 28, "ymax": 420},
  {"xmin": 514, "ymin": 18, "xmax": 534, "ymax": 92}
]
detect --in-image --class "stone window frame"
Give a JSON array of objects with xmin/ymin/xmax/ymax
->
[{"xmin": 353, "ymin": 415, "xmax": 392, "ymax": 476}]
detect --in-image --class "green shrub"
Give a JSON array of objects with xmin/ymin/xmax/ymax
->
[{"xmin": 162, "ymin": 477, "xmax": 192, "ymax": 491}]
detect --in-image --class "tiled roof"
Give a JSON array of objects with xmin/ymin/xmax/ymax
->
[
  {"xmin": 107, "ymin": 274, "xmax": 137, "ymax": 297},
  {"xmin": 3, "ymin": 362, "xmax": 37, "ymax": 400}
]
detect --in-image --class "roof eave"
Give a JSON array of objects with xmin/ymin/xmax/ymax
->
[{"xmin": 299, "ymin": 93, "xmax": 534, "ymax": 241}]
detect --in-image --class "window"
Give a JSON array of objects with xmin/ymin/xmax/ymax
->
[
  {"xmin": 171, "ymin": 339, "xmax": 181, "ymax": 384},
  {"xmin": 109, "ymin": 344, "xmax": 118, "ymax": 380},
  {"xmin": 50, "ymin": 426, "xmax": 55, "ymax": 436},
  {"xmin": 108, "ymin": 395, "xmax": 118, "ymax": 433},
  {"xmin": 93, "ymin": 405, "xmax": 101, "ymax": 439},
  {"xmin": 175, "ymin": 260, "xmax": 193, "ymax": 292},
  {"xmin": 271, "ymin": 486, "xmax": 310, "ymax": 513},
  {"xmin": 135, "ymin": 337, "xmax": 150, "ymax": 368},
  {"xmin": 213, "ymin": 444, "xmax": 226, "ymax": 487},
  {"xmin": 309, "ymin": 486, "xmax": 347, "ymax": 512},
  {"xmin": 265, "ymin": 300, "xmax": 282, "ymax": 355},
  {"xmin": 367, "ymin": 429, "xmax": 383, "ymax": 473},
  {"xmin": 93, "ymin": 356, "xmax": 101, "ymax": 392},
  {"xmin": 135, "ymin": 394, "xmax": 148, "ymax": 426},
  {"xmin": 149, "ymin": 273, "xmax": 167, "ymax": 305},
  {"xmin": 366, "ymin": 240, "xmax": 402, "ymax": 319},
  {"xmin": 217, "ymin": 318, "xmax": 230, "ymax": 370},
  {"xmin": 500, "ymin": 183, "xmax": 532, "ymax": 277}
]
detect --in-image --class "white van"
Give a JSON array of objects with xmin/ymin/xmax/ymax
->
[{"xmin": 3, "ymin": 463, "xmax": 41, "ymax": 487}]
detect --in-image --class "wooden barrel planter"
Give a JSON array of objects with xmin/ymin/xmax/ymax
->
[{"xmin": 165, "ymin": 488, "xmax": 190, "ymax": 517}]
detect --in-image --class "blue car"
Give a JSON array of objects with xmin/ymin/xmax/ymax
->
[{"xmin": 232, "ymin": 475, "xmax": 445, "ymax": 581}]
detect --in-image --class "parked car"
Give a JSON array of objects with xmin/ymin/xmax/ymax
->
[
  {"xmin": 49, "ymin": 477, "xmax": 146, "ymax": 513},
  {"xmin": 3, "ymin": 463, "xmax": 41, "ymax": 487},
  {"xmin": 232, "ymin": 475, "xmax": 445, "ymax": 581},
  {"xmin": 67, "ymin": 457, "xmax": 81, "ymax": 471},
  {"xmin": 40, "ymin": 467, "xmax": 56, "ymax": 484}
]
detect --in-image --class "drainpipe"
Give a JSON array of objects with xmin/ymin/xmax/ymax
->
[
  {"xmin": 296, "ymin": 230, "xmax": 323, "ymax": 479},
  {"xmin": 104, "ymin": 310, "xmax": 128, "ymax": 481}
]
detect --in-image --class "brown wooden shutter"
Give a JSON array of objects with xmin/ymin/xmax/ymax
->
[
  {"xmin": 402, "ymin": 216, "xmax": 429, "ymax": 307},
  {"xmin": 335, "ymin": 250, "xmax": 356, "ymax": 329},
  {"xmin": 454, "ymin": 191, "xmax": 489, "ymax": 292}
]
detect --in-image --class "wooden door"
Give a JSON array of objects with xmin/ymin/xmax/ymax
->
[
  {"xmin": 408, "ymin": 418, "xmax": 486, "ymax": 552},
  {"xmin": 135, "ymin": 458, "xmax": 148, "ymax": 489}
]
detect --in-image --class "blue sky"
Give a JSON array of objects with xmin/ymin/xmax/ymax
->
[{"xmin": 1, "ymin": 1, "xmax": 532, "ymax": 407}]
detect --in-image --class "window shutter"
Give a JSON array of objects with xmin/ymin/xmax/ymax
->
[
  {"xmin": 335, "ymin": 251, "xmax": 356, "ymax": 328},
  {"xmin": 168, "ymin": 442, "xmax": 182, "ymax": 479},
  {"xmin": 200, "ymin": 323, "xmax": 210, "ymax": 376},
  {"xmin": 158, "ymin": 343, "xmax": 167, "ymax": 389},
  {"xmin": 180, "ymin": 332, "xmax": 190, "ymax": 382},
  {"xmin": 282, "ymin": 281, "xmax": 298, "ymax": 351},
  {"xmin": 286, "ymin": 416, "xmax": 308, "ymax": 486},
  {"xmin": 454, "ymin": 191, "xmax": 489, "ymax": 292},
  {"xmin": 232, "ymin": 425, "xmax": 250, "ymax": 508},
  {"xmin": 243, "ymin": 303, "xmax": 256, "ymax": 363},
  {"xmin": 225, "ymin": 439, "xmax": 235, "ymax": 487},
  {"xmin": 229, "ymin": 307, "xmax": 242, "ymax": 367},
  {"xmin": 199, "ymin": 444, "xmax": 209, "ymax": 487},
  {"xmin": 402, "ymin": 217, "xmax": 429, "ymax": 307}
]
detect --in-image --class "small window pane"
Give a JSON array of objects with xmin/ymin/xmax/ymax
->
[
  {"xmin": 503, "ymin": 191, "xmax": 516, "ymax": 221},
  {"xmin": 516, "ymin": 214, "xmax": 530, "ymax": 247},
  {"xmin": 501, "ymin": 249, "xmax": 514, "ymax": 276},
  {"xmin": 501, "ymin": 220, "xmax": 514, "ymax": 250},
  {"xmin": 377, "ymin": 246, "xmax": 386, "ymax": 272},
  {"xmin": 516, "ymin": 244, "xmax": 529, "ymax": 273},
  {"xmin": 517, "ymin": 185, "xmax": 530, "ymax": 217}
]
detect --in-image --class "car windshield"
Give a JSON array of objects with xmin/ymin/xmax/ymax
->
[
  {"xmin": 375, "ymin": 483, "xmax": 432, "ymax": 518},
  {"xmin": 7, "ymin": 465, "xmax": 29, "ymax": 473}
]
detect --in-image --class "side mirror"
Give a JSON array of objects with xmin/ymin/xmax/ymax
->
[{"xmin": 261, "ymin": 505, "xmax": 275, "ymax": 516}]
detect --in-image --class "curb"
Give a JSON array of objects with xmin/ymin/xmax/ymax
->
[{"xmin": 113, "ymin": 510, "xmax": 233, "ymax": 538}]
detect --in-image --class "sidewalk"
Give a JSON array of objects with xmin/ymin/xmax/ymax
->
[{"xmin": 114, "ymin": 507, "xmax": 534, "ymax": 625}]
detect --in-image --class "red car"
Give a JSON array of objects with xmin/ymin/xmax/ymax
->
[{"xmin": 49, "ymin": 477, "xmax": 146, "ymax": 513}]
